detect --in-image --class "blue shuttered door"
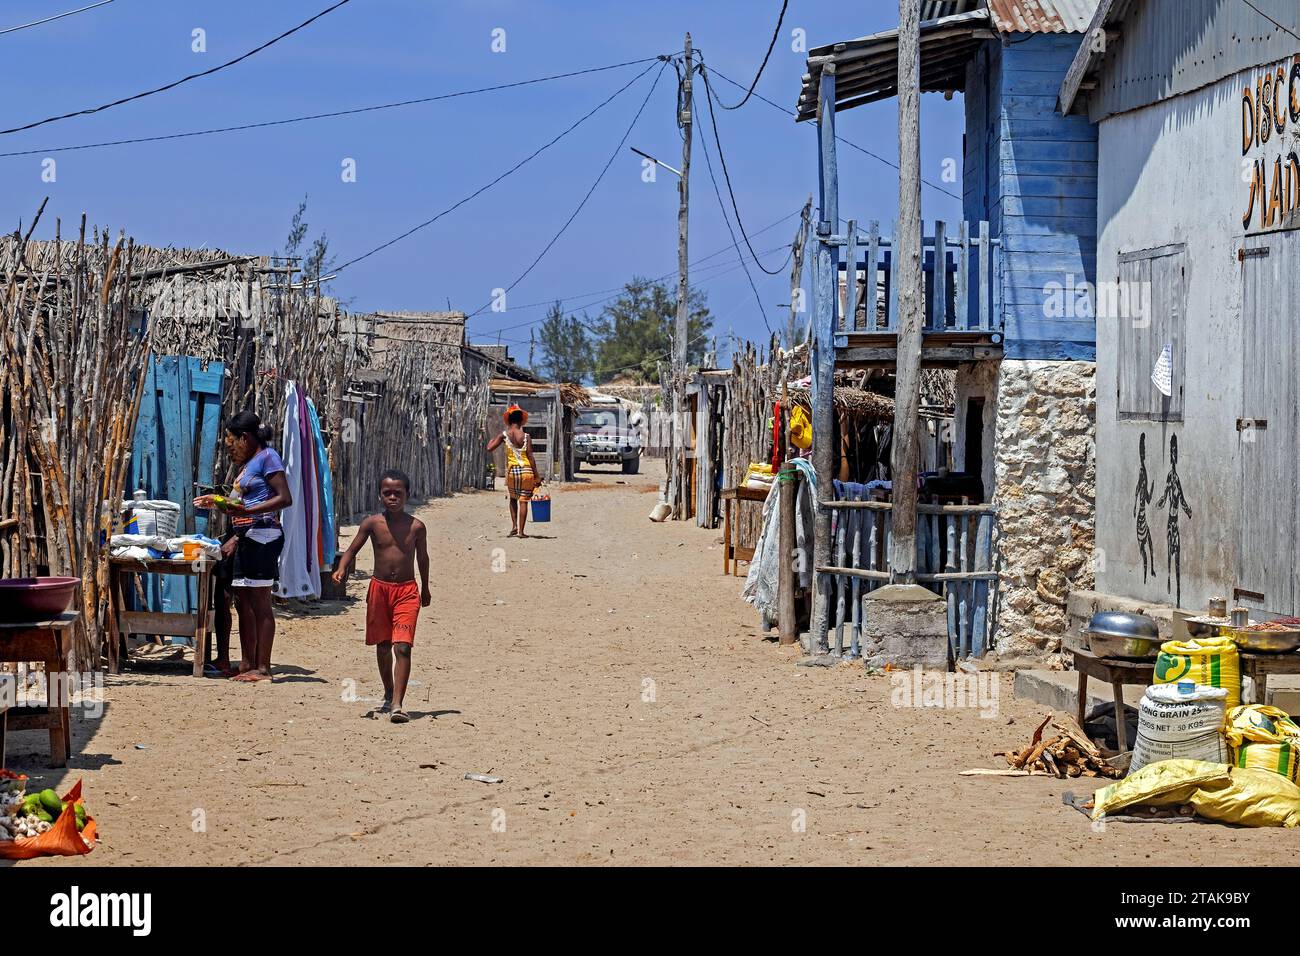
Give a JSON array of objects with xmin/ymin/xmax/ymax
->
[{"xmin": 126, "ymin": 356, "xmax": 225, "ymax": 641}]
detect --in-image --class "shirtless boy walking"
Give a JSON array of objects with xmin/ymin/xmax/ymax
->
[{"xmin": 332, "ymin": 469, "xmax": 431, "ymax": 723}]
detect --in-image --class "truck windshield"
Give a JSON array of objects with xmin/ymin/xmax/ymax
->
[{"xmin": 577, "ymin": 411, "xmax": 619, "ymax": 428}]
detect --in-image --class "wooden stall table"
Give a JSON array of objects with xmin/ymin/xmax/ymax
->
[
  {"xmin": 1238, "ymin": 650, "xmax": 1300, "ymax": 705},
  {"xmin": 105, "ymin": 555, "xmax": 214, "ymax": 678},
  {"xmin": 720, "ymin": 485, "xmax": 771, "ymax": 576},
  {"xmin": 0, "ymin": 612, "xmax": 78, "ymax": 768},
  {"xmin": 1068, "ymin": 647, "xmax": 1155, "ymax": 752}
]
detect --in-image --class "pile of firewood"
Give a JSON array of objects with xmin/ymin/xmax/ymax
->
[{"xmin": 997, "ymin": 716, "xmax": 1124, "ymax": 779}]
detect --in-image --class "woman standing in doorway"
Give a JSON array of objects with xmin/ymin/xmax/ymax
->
[
  {"xmin": 486, "ymin": 404, "xmax": 542, "ymax": 538},
  {"xmin": 195, "ymin": 411, "xmax": 293, "ymax": 682}
]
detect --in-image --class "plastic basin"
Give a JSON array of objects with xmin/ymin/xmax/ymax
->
[{"xmin": 0, "ymin": 577, "xmax": 78, "ymax": 623}]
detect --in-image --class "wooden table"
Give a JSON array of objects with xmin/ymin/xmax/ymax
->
[
  {"xmin": 0, "ymin": 612, "xmax": 78, "ymax": 768},
  {"xmin": 1068, "ymin": 647, "xmax": 1155, "ymax": 752},
  {"xmin": 105, "ymin": 555, "xmax": 215, "ymax": 677},
  {"xmin": 720, "ymin": 485, "xmax": 771, "ymax": 576},
  {"xmin": 1239, "ymin": 650, "xmax": 1300, "ymax": 704}
]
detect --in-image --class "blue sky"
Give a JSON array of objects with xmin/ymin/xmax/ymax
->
[{"xmin": 0, "ymin": 0, "xmax": 965, "ymax": 355}]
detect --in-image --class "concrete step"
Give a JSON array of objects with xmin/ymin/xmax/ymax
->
[{"xmin": 1013, "ymin": 668, "xmax": 1146, "ymax": 717}]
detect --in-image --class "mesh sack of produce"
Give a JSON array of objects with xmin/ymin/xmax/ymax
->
[
  {"xmin": 1223, "ymin": 704, "xmax": 1300, "ymax": 782},
  {"xmin": 1129, "ymin": 683, "xmax": 1228, "ymax": 775},
  {"xmin": 1091, "ymin": 758, "xmax": 1230, "ymax": 820},
  {"xmin": 1153, "ymin": 637, "xmax": 1241, "ymax": 709}
]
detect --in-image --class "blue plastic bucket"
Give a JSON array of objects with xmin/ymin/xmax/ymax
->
[{"xmin": 530, "ymin": 496, "xmax": 551, "ymax": 522}]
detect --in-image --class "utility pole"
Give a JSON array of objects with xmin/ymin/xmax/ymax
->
[
  {"xmin": 788, "ymin": 195, "xmax": 813, "ymax": 348},
  {"xmin": 891, "ymin": 0, "xmax": 923, "ymax": 582},
  {"xmin": 672, "ymin": 33, "xmax": 693, "ymax": 519}
]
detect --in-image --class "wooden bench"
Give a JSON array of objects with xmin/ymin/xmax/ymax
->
[
  {"xmin": 720, "ymin": 485, "xmax": 770, "ymax": 576},
  {"xmin": 0, "ymin": 612, "xmax": 79, "ymax": 768}
]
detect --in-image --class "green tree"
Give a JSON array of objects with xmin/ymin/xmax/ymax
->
[
  {"xmin": 535, "ymin": 301, "xmax": 594, "ymax": 382},
  {"xmin": 591, "ymin": 278, "xmax": 712, "ymax": 384},
  {"xmin": 279, "ymin": 195, "xmax": 334, "ymax": 292}
]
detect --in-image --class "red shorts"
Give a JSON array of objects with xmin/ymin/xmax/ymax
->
[{"xmin": 365, "ymin": 578, "xmax": 420, "ymax": 646}]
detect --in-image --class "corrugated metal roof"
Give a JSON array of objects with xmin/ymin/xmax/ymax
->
[
  {"xmin": 796, "ymin": 8, "xmax": 990, "ymax": 121},
  {"xmin": 798, "ymin": 1, "xmax": 1102, "ymax": 120},
  {"xmin": 922, "ymin": 0, "xmax": 1097, "ymax": 33},
  {"xmin": 988, "ymin": 0, "xmax": 1097, "ymax": 33},
  {"xmin": 1062, "ymin": 0, "xmax": 1300, "ymax": 120}
]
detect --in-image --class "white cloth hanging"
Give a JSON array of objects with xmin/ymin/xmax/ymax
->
[{"xmin": 274, "ymin": 382, "xmax": 317, "ymax": 599}]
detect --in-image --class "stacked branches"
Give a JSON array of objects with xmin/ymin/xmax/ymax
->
[{"xmin": 0, "ymin": 205, "xmax": 155, "ymax": 667}]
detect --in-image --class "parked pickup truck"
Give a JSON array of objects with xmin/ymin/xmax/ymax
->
[{"xmin": 572, "ymin": 406, "xmax": 641, "ymax": 474}]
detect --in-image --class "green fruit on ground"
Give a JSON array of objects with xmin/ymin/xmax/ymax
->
[
  {"xmin": 74, "ymin": 804, "xmax": 86, "ymax": 828},
  {"xmin": 38, "ymin": 789, "xmax": 62, "ymax": 815},
  {"xmin": 34, "ymin": 809, "xmax": 53, "ymax": 824}
]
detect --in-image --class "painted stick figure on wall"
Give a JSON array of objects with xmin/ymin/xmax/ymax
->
[
  {"xmin": 1134, "ymin": 432, "xmax": 1155, "ymax": 583},
  {"xmin": 1156, "ymin": 433, "xmax": 1192, "ymax": 607}
]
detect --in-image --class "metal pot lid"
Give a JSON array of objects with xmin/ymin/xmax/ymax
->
[{"xmin": 1084, "ymin": 610, "xmax": 1159, "ymax": 640}]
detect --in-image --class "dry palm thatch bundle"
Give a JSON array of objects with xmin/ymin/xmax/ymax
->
[{"xmin": 0, "ymin": 203, "xmax": 156, "ymax": 668}]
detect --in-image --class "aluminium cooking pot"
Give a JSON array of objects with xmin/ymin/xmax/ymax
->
[{"xmin": 1083, "ymin": 610, "xmax": 1160, "ymax": 660}]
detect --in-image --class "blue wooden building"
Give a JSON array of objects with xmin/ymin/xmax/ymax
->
[{"xmin": 796, "ymin": 0, "xmax": 1102, "ymax": 659}]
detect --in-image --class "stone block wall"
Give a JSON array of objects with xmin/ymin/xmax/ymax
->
[{"xmin": 992, "ymin": 360, "xmax": 1097, "ymax": 657}]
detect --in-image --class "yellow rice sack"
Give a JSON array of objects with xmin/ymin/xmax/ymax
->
[
  {"xmin": 1224, "ymin": 705, "xmax": 1300, "ymax": 782},
  {"xmin": 1091, "ymin": 759, "xmax": 1300, "ymax": 827},
  {"xmin": 1153, "ymin": 637, "xmax": 1241, "ymax": 709},
  {"xmin": 1186, "ymin": 767, "xmax": 1300, "ymax": 828},
  {"xmin": 1091, "ymin": 759, "xmax": 1230, "ymax": 820}
]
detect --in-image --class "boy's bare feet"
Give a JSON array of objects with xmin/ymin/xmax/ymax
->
[
  {"xmin": 517, "ymin": 533, "xmax": 530, "ymax": 539},
  {"xmin": 390, "ymin": 709, "xmax": 410, "ymax": 724}
]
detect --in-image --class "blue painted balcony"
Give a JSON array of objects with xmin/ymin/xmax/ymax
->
[{"xmin": 826, "ymin": 217, "xmax": 1003, "ymax": 367}]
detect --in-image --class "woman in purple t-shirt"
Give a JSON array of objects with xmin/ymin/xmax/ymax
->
[{"xmin": 194, "ymin": 410, "xmax": 293, "ymax": 682}]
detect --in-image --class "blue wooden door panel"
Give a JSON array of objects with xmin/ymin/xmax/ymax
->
[{"xmin": 126, "ymin": 355, "xmax": 225, "ymax": 643}]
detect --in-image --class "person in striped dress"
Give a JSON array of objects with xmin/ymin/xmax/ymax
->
[{"xmin": 486, "ymin": 405, "xmax": 542, "ymax": 538}]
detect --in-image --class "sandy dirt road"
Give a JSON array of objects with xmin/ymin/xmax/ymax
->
[{"xmin": 9, "ymin": 461, "xmax": 1292, "ymax": 865}]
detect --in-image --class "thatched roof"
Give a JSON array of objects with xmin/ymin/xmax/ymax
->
[
  {"xmin": 489, "ymin": 377, "xmax": 590, "ymax": 408},
  {"xmin": 787, "ymin": 383, "xmax": 895, "ymax": 421}
]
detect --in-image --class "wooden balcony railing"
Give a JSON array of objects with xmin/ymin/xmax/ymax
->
[{"xmin": 823, "ymin": 218, "xmax": 1002, "ymax": 336}]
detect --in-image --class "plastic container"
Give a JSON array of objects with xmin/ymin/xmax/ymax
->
[
  {"xmin": 0, "ymin": 577, "xmax": 78, "ymax": 623},
  {"xmin": 180, "ymin": 541, "xmax": 203, "ymax": 561},
  {"xmin": 530, "ymin": 495, "xmax": 551, "ymax": 523}
]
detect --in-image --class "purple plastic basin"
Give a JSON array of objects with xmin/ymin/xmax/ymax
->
[{"xmin": 0, "ymin": 577, "xmax": 78, "ymax": 623}]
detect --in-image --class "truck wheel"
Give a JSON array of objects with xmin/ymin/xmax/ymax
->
[{"xmin": 622, "ymin": 456, "xmax": 640, "ymax": 475}]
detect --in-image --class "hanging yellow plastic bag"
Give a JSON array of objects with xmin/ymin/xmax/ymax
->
[
  {"xmin": 1223, "ymin": 705, "xmax": 1300, "ymax": 781},
  {"xmin": 1091, "ymin": 759, "xmax": 1230, "ymax": 820},
  {"xmin": 789, "ymin": 405, "xmax": 812, "ymax": 450},
  {"xmin": 1153, "ymin": 637, "xmax": 1241, "ymax": 709}
]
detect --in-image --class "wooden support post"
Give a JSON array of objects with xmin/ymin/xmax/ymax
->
[
  {"xmin": 891, "ymin": 0, "xmax": 923, "ymax": 584},
  {"xmin": 810, "ymin": 62, "xmax": 839, "ymax": 656},
  {"xmin": 778, "ymin": 464, "xmax": 799, "ymax": 645},
  {"xmin": 788, "ymin": 196, "xmax": 813, "ymax": 348}
]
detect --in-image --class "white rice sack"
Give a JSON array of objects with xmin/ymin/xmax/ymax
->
[{"xmin": 1129, "ymin": 683, "xmax": 1229, "ymax": 774}]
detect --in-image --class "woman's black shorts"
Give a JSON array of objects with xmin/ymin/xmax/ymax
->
[{"xmin": 218, "ymin": 531, "xmax": 284, "ymax": 587}]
